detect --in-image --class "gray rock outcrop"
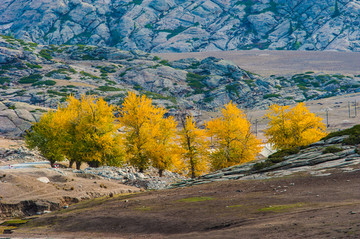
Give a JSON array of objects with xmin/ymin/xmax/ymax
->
[
  {"xmin": 1, "ymin": 0, "xmax": 360, "ymax": 52},
  {"xmin": 171, "ymin": 136, "xmax": 360, "ymax": 188}
]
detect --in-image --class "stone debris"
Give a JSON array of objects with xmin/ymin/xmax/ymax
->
[
  {"xmin": 74, "ymin": 166, "xmax": 186, "ymax": 190},
  {"xmin": 36, "ymin": 177, "xmax": 50, "ymax": 184}
]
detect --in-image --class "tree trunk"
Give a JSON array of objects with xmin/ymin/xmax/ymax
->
[
  {"xmin": 69, "ymin": 160, "xmax": 75, "ymax": 168},
  {"xmin": 191, "ymin": 165, "xmax": 195, "ymax": 178},
  {"xmin": 76, "ymin": 161, "xmax": 81, "ymax": 170},
  {"xmin": 158, "ymin": 169, "xmax": 164, "ymax": 177}
]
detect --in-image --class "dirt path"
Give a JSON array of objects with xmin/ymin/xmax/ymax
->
[{"xmin": 12, "ymin": 168, "xmax": 360, "ymax": 238}]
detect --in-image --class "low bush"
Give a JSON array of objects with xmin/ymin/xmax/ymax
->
[{"xmin": 322, "ymin": 146, "xmax": 343, "ymax": 154}]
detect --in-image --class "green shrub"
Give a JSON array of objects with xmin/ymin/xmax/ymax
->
[
  {"xmin": 323, "ymin": 125, "xmax": 360, "ymax": 140},
  {"xmin": 322, "ymin": 146, "xmax": 343, "ymax": 154},
  {"xmin": 25, "ymin": 63, "xmax": 42, "ymax": 69},
  {"xmin": 96, "ymin": 86, "xmax": 122, "ymax": 92},
  {"xmin": 263, "ymin": 93, "xmax": 280, "ymax": 99},
  {"xmin": 80, "ymin": 71, "xmax": 100, "ymax": 79},
  {"xmin": 39, "ymin": 49, "xmax": 53, "ymax": 60},
  {"xmin": 32, "ymin": 80, "xmax": 56, "ymax": 86},
  {"xmin": 18, "ymin": 74, "xmax": 42, "ymax": 84},
  {"xmin": 253, "ymin": 147, "xmax": 300, "ymax": 171},
  {"xmin": 186, "ymin": 72, "xmax": 207, "ymax": 94},
  {"xmin": 0, "ymin": 77, "xmax": 10, "ymax": 85}
]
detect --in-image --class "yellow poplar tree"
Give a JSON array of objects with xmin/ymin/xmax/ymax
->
[
  {"xmin": 206, "ymin": 102, "xmax": 262, "ymax": 170},
  {"xmin": 26, "ymin": 110, "xmax": 66, "ymax": 167},
  {"xmin": 120, "ymin": 91, "xmax": 164, "ymax": 172},
  {"xmin": 179, "ymin": 115, "xmax": 210, "ymax": 178},
  {"xmin": 147, "ymin": 114, "xmax": 180, "ymax": 177},
  {"xmin": 264, "ymin": 102, "xmax": 327, "ymax": 150},
  {"xmin": 59, "ymin": 95, "xmax": 124, "ymax": 169}
]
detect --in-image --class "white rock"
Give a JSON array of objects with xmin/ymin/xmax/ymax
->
[{"xmin": 37, "ymin": 177, "xmax": 50, "ymax": 184}]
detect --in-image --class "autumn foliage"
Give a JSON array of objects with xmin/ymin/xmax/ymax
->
[
  {"xmin": 26, "ymin": 95, "xmax": 124, "ymax": 169},
  {"xmin": 206, "ymin": 102, "xmax": 262, "ymax": 170},
  {"xmin": 264, "ymin": 103, "xmax": 327, "ymax": 150},
  {"xmin": 179, "ymin": 114, "xmax": 210, "ymax": 178},
  {"xmin": 27, "ymin": 91, "xmax": 327, "ymax": 178},
  {"xmin": 120, "ymin": 92, "xmax": 180, "ymax": 176}
]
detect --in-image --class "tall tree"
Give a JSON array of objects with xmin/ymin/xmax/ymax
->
[
  {"xmin": 206, "ymin": 102, "xmax": 262, "ymax": 170},
  {"xmin": 179, "ymin": 114, "xmax": 210, "ymax": 178},
  {"xmin": 27, "ymin": 94, "xmax": 124, "ymax": 169},
  {"xmin": 147, "ymin": 114, "xmax": 180, "ymax": 177},
  {"xmin": 264, "ymin": 103, "xmax": 327, "ymax": 150},
  {"xmin": 120, "ymin": 91, "xmax": 165, "ymax": 172},
  {"xmin": 59, "ymin": 95, "xmax": 124, "ymax": 169}
]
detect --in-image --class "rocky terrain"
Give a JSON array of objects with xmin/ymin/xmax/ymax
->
[
  {"xmin": 1, "ymin": 35, "xmax": 360, "ymax": 122},
  {"xmin": 172, "ymin": 134, "xmax": 360, "ymax": 187},
  {"xmin": 1, "ymin": 0, "xmax": 360, "ymax": 53},
  {"xmin": 0, "ymin": 144, "xmax": 185, "ymax": 219}
]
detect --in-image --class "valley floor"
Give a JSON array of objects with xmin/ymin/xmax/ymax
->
[
  {"xmin": 156, "ymin": 50, "xmax": 360, "ymax": 76},
  {"xmin": 10, "ymin": 167, "xmax": 360, "ymax": 239}
]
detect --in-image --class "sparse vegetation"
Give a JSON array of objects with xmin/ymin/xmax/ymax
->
[
  {"xmin": 18, "ymin": 74, "xmax": 43, "ymax": 84},
  {"xmin": 322, "ymin": 146, "xmax": 343, "ymax": 154},
  {"xmin": 178, "ymin": 197, "xmax": 214, "ymax": 203}
]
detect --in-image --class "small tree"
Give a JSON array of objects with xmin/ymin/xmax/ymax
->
[
  {"xmin": 206, "ymin": 102, "xmax": 262, "ymax": 170},
  {"xmin": 264, "ymin": 103, "xmax": 327, "ymax": 150},
  {"xmin": 179, "ymin": 114, "xmax": 210, "ymax": 178},
  {"xmin": 26, "ymin": 110, "xmax": 65, "ymax": 167}
]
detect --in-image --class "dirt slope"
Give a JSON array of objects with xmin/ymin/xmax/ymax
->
[{"xmin": 11, "ymin": 167, "xmax": 360, "ymax": 239}]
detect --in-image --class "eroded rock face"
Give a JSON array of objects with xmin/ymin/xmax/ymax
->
[
  {"xmin": 1, "ymin": 0, "xmax": 360, "ymax": 52},
  {"xmin": 0, "ymin": 101, "xmax": 44, "ymax": 138}
]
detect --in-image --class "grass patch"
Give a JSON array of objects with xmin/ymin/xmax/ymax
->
[
  {"xmin": 226, "ymin": 205, "xmax": 243, "ymax": 208},
  {"xmin": 134, "ymin": 206, "xmax": 152, "ymax": 211},
  {"xmin": 258, "ymin": 203, "xmax": 305, "ymax": 212},
  {"xmin": 1, "ymin": 219, "xmax": 28, "ymax": 226},
  {"xmin": 178, "ymin": 196, "xmax": 214, "ymax": 203}
]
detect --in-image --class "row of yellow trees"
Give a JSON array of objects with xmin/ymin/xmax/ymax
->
[{"xmin": 26, "ymin": 92, "xmax": 327, "ymax": 178}]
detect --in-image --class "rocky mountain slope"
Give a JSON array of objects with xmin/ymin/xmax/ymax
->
[
  {"xmin": 1, "ymin": 0, "xmax": 360, "ymax": 53},
  {"xmin": 1, "ymin": 35, "xmax": 360, "ymax": 119}
]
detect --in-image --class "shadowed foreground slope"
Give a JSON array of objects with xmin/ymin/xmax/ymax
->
[{"xmin": 12, "ymin": 168, "xmax": 360, "ymax": 239}]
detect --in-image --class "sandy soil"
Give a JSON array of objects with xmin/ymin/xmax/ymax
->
[
  {"xmin": 10, "ymin": 167, "xmax": 360, "ymax": 239},
  {"xmin": 0, "ymin": 168, "xmax": 139, "ymax": 206},
  {"xmin": 155, "ymin": 50, "xmax": 360, "ymax": 77},
  {"xmin": 0, "ymin": 138, "xmax": 23, "ymax": 149}
]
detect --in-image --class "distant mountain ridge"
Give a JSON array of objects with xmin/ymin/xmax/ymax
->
[{"xmin": 1, "ymin": 0, "xmax": 360, "ymax": 53}]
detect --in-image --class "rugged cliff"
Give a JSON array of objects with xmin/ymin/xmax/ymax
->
[{"xmin": 1, "ymin": 0, "xmax": 360, "ymax": 53}]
